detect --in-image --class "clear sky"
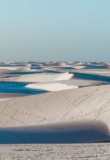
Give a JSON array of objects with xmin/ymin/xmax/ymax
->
[{"xmin": 0, "ymin": 0, "xmax": 110, "ymax": 62}]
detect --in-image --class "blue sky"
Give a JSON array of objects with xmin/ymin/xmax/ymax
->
[{"xmin": 0, "ymin": 0, "xmax": 110, "ymax": 61}]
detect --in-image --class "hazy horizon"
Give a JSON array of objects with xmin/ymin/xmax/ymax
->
[{"xmin": 0, "ymin": 0, "xmax": 110, "ymax": 62}]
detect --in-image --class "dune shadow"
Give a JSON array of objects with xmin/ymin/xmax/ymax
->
[{"xmin": 0, "ymin": 120, "xmax": 110, "ymax": 144}]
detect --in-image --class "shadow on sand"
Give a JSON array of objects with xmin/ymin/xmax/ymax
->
[{"xmin": 0, "ymin": 120, "xmax": 110, "ymax": 144}]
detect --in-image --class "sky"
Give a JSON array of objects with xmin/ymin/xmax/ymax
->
[{"xmin": 0, "ymin": 0, "xmax": 110, "ymax": 62}]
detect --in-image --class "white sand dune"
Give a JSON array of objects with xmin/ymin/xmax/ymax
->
[
  {"xmin": 0, "ymin": 66, "xmax": 19, "ymax": 71},
  {"xmin": 1, "ymin": 72, "xmax": 73, "ymax": 82},
  {"xmin": 73, "ymin": 66, "xmax": 86, "ymax": 69},
  {"xmin": 0, "ymin": 98, "xmax": 11, "ymax": 102},
  {"xmin": 15, "ymin": 66, "xmax": 31, "ymax": 72},
  {"xmin": 59, "ymin": 79, "xmax": 104, "ymax": 87},
  {"xmin": 25, "ymin": 78, "xmax": 104, "ymax": 91},
  {"xmin": 73, "ymin": 69, "xmax": 110, "ymax": 76},
  {"xmin": 26, "ymin": 83, "xmax": 78, "ymax": 91},
  {"xmin": 0, "ymin": 63, "xmax": 34, "ymax": 72},
  {"xmin": 0, "ymin": 85, "xmax": 110, "ymax": 132}
]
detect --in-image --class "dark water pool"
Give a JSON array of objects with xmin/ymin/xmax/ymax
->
[
  {"xmin": 0, "ymin": 82, "xmax": 47, "ymax": 95},
  {"xmin": 8, "ymin": 70, "xmax": 61, "ymax": 75},
  {"xmin": 73, "ymin": 72, "xmax": 110, "ymax": 83},
  {"xmin": 8, "ymin": 71, "xmax": 39, "ymax": 75},
  {"xmin": 85, "ymin": 65, "xmax": 105, "ymax": 69},
  {"xmin": 0, "ymin": 128, "xmax": 109, "ymax": 144}
]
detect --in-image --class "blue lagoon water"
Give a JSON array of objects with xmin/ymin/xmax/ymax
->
[
  {"xmin": 0, "ymin": 82, "xmax": 47, "ymax": 95},
  {"xmin": 72, "ymin": 72, "xmax": 110, "ymax": 83},
  {"xmin": 8, "ymin": 71, "xmax": 39, "ymax": 75},
  {"xmin": 8, "ymin": 70, "xmax": 61, "ymax": 75}
]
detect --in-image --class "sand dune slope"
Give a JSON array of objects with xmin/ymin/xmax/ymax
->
[
  {"xmin": 1, "ymin": 72, "xmax": 73, "ymax": 82},
  {"xmin": 0, "ymin": 85, "xmax": 110, "ymax": 130}
]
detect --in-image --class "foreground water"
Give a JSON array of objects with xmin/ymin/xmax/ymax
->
[
  {"xmin": 0, "ymin": 128, "xmax": 109, "ymax": 144},
  {"xmin": 0, "ymin": 82, "xmax": 47, "ymax": 95}
]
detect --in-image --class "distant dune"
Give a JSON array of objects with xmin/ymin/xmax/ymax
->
[{"xmin": 1, "ymin": 72, "xmax": 73, "ymax": 82}]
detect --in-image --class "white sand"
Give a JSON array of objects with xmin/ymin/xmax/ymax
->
[
  {"xmin": 0, "ymin": 143, "xmax": 110, "ymax": 160},
  {"xmin": 0, "ymin": 85, "xmax": 110, "ymax": 132},
  {"xmin": 73, "ymin": 69, "xmax": 110, "ymax": 76},
  {"xmin": 1, "ymin": 72, "xmax": 73, "ymax": 82},
  {"xmin": 26, "ymin": 83, "xmax": 78, "ymax": 91},
  {"xmin": 59, "ymin": 79, "xmax": 104, "ymax": 87},
  {"xmin": 73, "ymin": 66, "xmax": 86, "ymax": 69},
  {"xmin": 0, "ymin": 65, "xmax": 33, "ymax": 72},
  {"xmin": 0, "ymin": 67, "xmax": 19, "ymax": 70},
  {"xmin": 0, "ymin": 98, "xmax": 11, "ymax": 102},
  {"xmin": 25, "ymin": 78, "xmax": 104, "ymax": 91}
]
